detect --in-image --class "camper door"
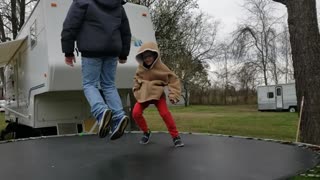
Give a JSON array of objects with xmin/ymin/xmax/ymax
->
[{"xmin": 275, "ymin": 86, "xmax": 283, "ymax": 109}]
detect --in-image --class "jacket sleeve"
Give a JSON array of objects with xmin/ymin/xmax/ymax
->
[
  {"xmin": 133, "ymin": 71, "xmax": 142, "ymax": 91},
  {"xmin": 61, "ymin": 0, "xmax": 87, "ymax": 56},
  {"xmin": 167, "ymin": 70, "xmax": 181, "ymax": 102},
  {"xmin": 119, "ymin": 7, "xmax": 132, "ymax": 60}
]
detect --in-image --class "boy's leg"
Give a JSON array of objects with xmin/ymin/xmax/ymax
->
[
  {"xmin": 154, "ymin": 96, "xmax": 179, "ymax": 138},
  {"xmin": 155, "ymin": 96, "xmax": 184, "ymax": 147},
  {"xmin": 132, "ymin": 102, "xmax": 152, "ymax": 144},
  {"xmin": 100, "ymin": 57, "xmax": 124, "ymax": 118},
  {"xmin": 100, "ymin": 57, "xmax": 128, "ymax": 140},
  {"xmin": 132, "ymin": 102, "xmax": 149, "ymax": 132},
  {"xmin": 81, "ymin": 57, "xmax": 111, "ymax": 138}
]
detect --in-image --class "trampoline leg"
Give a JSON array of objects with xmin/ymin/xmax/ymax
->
[
  {"xmin": 128, "ymin": 91, "xmax": 139, "ymax": 131},
  {"xmin": 118, "ymin": 89, "xmax": 139, "ymax": 131},
  {"xmin": 89, "ymin": 121, "xmax": 98, "ymax": 134}
]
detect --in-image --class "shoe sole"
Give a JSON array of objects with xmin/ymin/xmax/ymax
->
[
  {"xmin": 110, "ymin": 116, "xmax": 129, "ymax": 140},
  {"xmin": 98, "ymin": 110, "xmax": 112, "ymax": 138},
  {"xmin": 175, "ymin": 143, "xmax": 185, "ymax": 148}
]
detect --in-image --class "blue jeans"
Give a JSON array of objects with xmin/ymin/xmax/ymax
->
[{"xmin": 81, "ymin": 56, "xmax": 125, "ymax": 121}]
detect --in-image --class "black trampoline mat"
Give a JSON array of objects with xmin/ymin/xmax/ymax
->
[{"xmin": 0, "ymin": 133, "xmax": 319, "ymax": 180}]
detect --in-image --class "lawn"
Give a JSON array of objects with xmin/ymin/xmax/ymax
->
[
  {"xmin": 0, "ymin": 105, "xmax": 318, "ymax": 179},
  {"xmin": 144, "ymin": 104, "xmax": 298, "ymax": 141},
  {"xmin": 0, "ymin": 113, "xmax": 5, "ymax": 131},
  {"xmin": 0, "ymin": 105, "xmax": 299, "ymax": 141}
]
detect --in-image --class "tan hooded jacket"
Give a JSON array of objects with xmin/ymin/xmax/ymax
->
[{"xmin": 133, "ymin": 42, "xmax": 181, "ymax": 103}]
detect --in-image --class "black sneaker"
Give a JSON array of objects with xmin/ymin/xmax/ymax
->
[
  {"xmin": 109, "ymin": 115, "xmax": 129, "ymax": 140},
  {"xmin": 97, "ymin": 109, "xmax": 112, "ymax": 138},
  {"xmin": 173, "ymin": 136, "xmax": 184, "ymax": 147},
  {"xmin": 140, "ymin": 130, "xmax": 151, "ymax": 144}
]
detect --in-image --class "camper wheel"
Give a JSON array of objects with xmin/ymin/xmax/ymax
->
[{"xmin": 289, "ymin": 106, "xmax": 296, "ymax": 113}]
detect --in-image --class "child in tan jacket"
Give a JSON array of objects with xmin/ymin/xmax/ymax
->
[{"xmin": 132, "ymin": 42, "xmax": 184, "ymax": 147}]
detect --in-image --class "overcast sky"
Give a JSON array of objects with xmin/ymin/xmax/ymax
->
[{"xmin": 198, "ymin": 0, "xmax": 320, "ymax": 39}]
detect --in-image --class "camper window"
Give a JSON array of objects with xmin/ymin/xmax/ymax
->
[
  {"xmin": 276, "ymin": 88, "xmax": 281, "ymax": 96},
  {"xmin": 267, "ymin": 92, "xmax": 274, "ymax": 99},
  {"xmin": 30, "ymin": 20, "xmax": 37, "ymax": 49}
]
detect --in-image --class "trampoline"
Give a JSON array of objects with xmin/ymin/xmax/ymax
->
[{"xmin": 0, "ymin": 133, "xmax": 319, "ymax": 180}]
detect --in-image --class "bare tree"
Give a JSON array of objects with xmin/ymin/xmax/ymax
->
[
  {"xmin": 177, "ymin": 55, "xmax": 210, "ymax": 106},
  {"xmin": 151, "ymin": 0, "xmax": 198, "ymax": 54},
  {"xmin": 0, "ymin": 13, "xmax": 7, "ymax": 42},
  {"xmin": 273, "ymin": 0, "xmax": 320, "ymax": 145},
  {"xmin": 232, "ymin": 0, "xmax": 282, "ymax": 86},
  {"xmin": 268, "ymin": 30, "xmax": 279, "ymax": 84},
  {"xmin": 173, "ymin": 12, "xmax": 219, "ymax": 106},
  {"xmin": 180, "ymin": 12, "xmax": 220, "ymax": 62},
  {"xmin": 213, "ymin": 42, "xmax": 233, "ymax": 104},
  {"xmin": 234, "ymin": 62, "xmax": 257, "ymax": 104},
  {"xmin": 277, "ymin": 23, "xmax": 294, "ymax": 83},
  {"xmin": 11, "ymin": 0, "xmax": 18, "ymax": 38},
  {"xmin": 222, "ymin": 44, "xmax": 231, "ymax": 104},
  {"xmin": 0, "ymin": 0, "xmax": 11, "ymax": 41},
  {"xmin": 0, "ymin": 0, "xmax": 38, "ymax": 41}
]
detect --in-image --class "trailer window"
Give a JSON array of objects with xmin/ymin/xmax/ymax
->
[
  {"xmin": 276, "ymin": 88, "xmax": 282, "ymax": 96},
  {"xmin": 30, "ymin": 20, "xmax": 37, "ymax": 49},
  {"xmin": 267, "ymin": 92, "xmax": 274, "ymax": 99}
]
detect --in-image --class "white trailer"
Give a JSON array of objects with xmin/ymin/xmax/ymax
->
[
  {"xmin": 257, "ymin": 83, "xmax": 297, "ymax": 112},
  {"xmin": 0, "ymin": 0, "xmax": 156, "ymax": 138}
]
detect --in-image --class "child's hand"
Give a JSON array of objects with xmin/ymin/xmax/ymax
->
[
  {"xmin": 170, "ymin": 99, "xmax": 178, "ymax": 104},
  {"xmin": 132, "ymin": 87, "xmax": 137, "ymax": 92}
]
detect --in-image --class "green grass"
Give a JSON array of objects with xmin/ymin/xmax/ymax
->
[
  {"xmin": 0, "ymin": 113, "xmax": 5, "ymax": 131},
  {"xmin": 144, "ymin": 105, "xmax": 298, "ymax": 141},
  {"xmin": 0, "ymin": 105, "xmax": 318, "ymax": 179}
]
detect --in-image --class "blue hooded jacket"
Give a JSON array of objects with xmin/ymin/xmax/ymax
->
[{"xmin": 61, "ymin": 0, "xmax": 131, "ymax": 59}]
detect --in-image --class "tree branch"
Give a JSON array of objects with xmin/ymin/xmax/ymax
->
[
  {"xmin": 26, "ymin": 0, "xmax": 38, "ymax": 6},
  {"xmin": 272, "ymin": 0, "xmax": 287, "ymax": 6}
]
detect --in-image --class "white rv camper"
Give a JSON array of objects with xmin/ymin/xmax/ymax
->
[
  {"xmin": 0, "ymin": 0, "xmax": 156, "ymax": 138},
  {"xmin": 257, "ymin": 83, "xmax": 297, "ymax": 112}
]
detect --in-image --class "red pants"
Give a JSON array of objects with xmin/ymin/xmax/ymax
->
[{"xmin": 132, "ymin": 95, "xmax": 179, "ymax": 138}]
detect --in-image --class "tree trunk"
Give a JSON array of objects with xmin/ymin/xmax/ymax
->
[
  {"xmin": 11, "ymin": 0, "xmax": 18, "ymax": 39},
  {"xmin": 274, "ymin": 0, "xmax": 320, "ymax": 144},
  {"xmin": 184, "ymin": 86, "xmax": 189, "ymax": 107},
  {"xmin": 0, "ymin": 14, "xmax": 6, "ymax": 42},
  {"xmin": 262, "ymin": 60, "xmax": 268, "ymax": 85},
  {"xmin": 19, "ymin": 0, "xmax": 26, "ymax": 30}
]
